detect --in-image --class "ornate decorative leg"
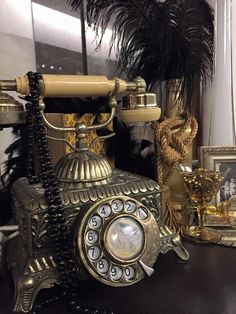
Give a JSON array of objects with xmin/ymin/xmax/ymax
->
[
  {"xmin": 13, "ymin": 271, "xmax": 57, "ymax": 313},
  {"xmin": 7, "ymin": 237, "xmax": 58, "ymax": 313},
  {"xmin": 159, "ymin": 225, "xmax": 189, "ymax": 261}
]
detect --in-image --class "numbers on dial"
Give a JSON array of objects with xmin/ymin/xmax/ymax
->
[
  {"xmin": 98, "ymin": 204, "xmax": 112, "ymax": 218},
  {"xmin": 96, "ymin": 258, "xmax": 109, "ymax": 273},
  {"xmin": 125, "ymin": 201, "xmax": 136, "ymax": 213},
  {"xmin": 124, "ymin": 266, "xmax": 136, "ymax": 280},
  {"xmin": 82, "ymin": 196, "xmax": 154, "ymax": 285},
  {"xmin": 89, "ymin": 215, "xmax": 103, "ymax": 229},
  {"xmin": 137, "ymin": 207, "xmax": 148, "ymax": 220},
  {"xmin": 86, "ymin": 230, "xmax": 98, "ymax": 244},
  {"xmin": 88, "ymin": 246, "xmax": 101, "ymax": 260},
  {"xmin": 109, "ymin": 266, "xmax": 123, "ymax": 281},
  {"xmin": 111, "ymin": 200, "xmax": 123, "ymax": 213}
]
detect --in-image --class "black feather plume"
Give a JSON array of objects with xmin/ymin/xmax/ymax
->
[
  {"xmin": 68, "ymin": 0, "xmax": 214, "ymax": 109},
  {"xmin": 1, "ymin": 126, "xmax": 28, "ymax": 187},
  {"xmin": 165, "ymin": 0, "xmax": 214, "ymax": 105},
  {"xmin": 0, "ymin": 126, "xmax": 28, "ymax": 224}
]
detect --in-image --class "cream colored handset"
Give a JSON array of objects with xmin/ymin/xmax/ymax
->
[{"xmin": 0, "ymin": 75, "xmax": 161, "ymax": 128}]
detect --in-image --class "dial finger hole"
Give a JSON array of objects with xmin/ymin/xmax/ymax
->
[
  {"xmin": 125, "ymin": 201, "xmax": 136, "ymax": 213},
  {"xmin": 111, "ymin": 200, "xmax": 124, "ymax": 213},
  {"xmin": 86, "ymin": 230, "xmax": 98, "ymax": 244},
  {"xmin": 96, "ymin": 258, "xmax": 109, "ymax": 274},
  {"xmin": 109, "ymin": 265, "xmax": 123, "ymax": 281},
  {"xmin": 124, "ymin": 266, "xmax": 136, "ymax": 280},
  {"xmin": 98, "ymin": 204, "xmax": 112, "ymax": 218},
  {"xmin": 88, "ymin": 246, "xmax": 101, "ymax": 261},
  {"xmin": 137, "ymin": 207, "xmax": 148, "ymax": 220},
  {"xmin": 89, "ymin": 215, "xmax": 103, "ymax": 229}
]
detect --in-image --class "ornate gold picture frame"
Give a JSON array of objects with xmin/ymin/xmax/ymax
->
[
  {"xmin": 200, "ymin": 146, "xmax": 236, "ymax": 205},
  {"xmin": 199, "ymin": 146, "xmax": 236, "ymax": 232}
]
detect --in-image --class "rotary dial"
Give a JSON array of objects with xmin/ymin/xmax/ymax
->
[{"xmin": 77, "ymin": 196, "xmax": 160, "ymax": 287}]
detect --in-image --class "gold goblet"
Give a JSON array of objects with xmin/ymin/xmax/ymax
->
[{"xmin": 181, "ymin": 168, "xmax": 225, "ymax": 242}]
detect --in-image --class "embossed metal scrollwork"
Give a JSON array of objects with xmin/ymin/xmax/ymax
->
[
  {"xmin": 140, "ymin": 194, "xmax": 161, "ymax": 221},
  {"xmin": 31, "ymin": 214, "xmax": 49, "ymax": 248},
  {"xmin": 65, "ymin": 207, "xmax": 81, "ymax": 230},
  {"xmin": 32, "ymin": 208, "xmax": 81, "ymax": 249}
]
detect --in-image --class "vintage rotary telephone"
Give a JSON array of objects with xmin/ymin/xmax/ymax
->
[{"xmin": 0, "ymin": 74, "xmax": 188, "ymax": 313}]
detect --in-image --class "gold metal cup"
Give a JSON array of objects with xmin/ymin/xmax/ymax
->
[{"xmin": 181, "ymin": 168, "xmax": 225, "ymax": 242}]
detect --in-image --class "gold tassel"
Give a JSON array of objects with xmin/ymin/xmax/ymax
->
[
  {"xmin": 162, "ymin": 185, "xmax": 182, "ymax": 232},
  {"xmin": 153, "ymin": 116, "xmax": 198, "ymax": 232}
]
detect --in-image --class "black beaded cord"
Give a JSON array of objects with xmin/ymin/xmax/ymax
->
[{"xmin": 25, "ymin": 72, "xmax": 113, "ymax": 314}]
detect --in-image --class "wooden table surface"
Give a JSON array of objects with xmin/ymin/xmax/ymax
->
[{"xmin": 1, "ymin": 241, "xmax": 236, "ymax": 314}]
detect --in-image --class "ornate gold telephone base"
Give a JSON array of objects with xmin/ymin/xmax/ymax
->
[
  {"xmin": 7, "ymin": 172, "xmax": 188, "ymax": 313},
  {"xmin": 7, "ymin": 242, "xmax": 58, "ymax": 313}
]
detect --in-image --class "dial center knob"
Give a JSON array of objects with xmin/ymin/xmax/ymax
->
[{"xmin": 105, "ymin": 217, "xmax": 144, "ymax": 261}]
